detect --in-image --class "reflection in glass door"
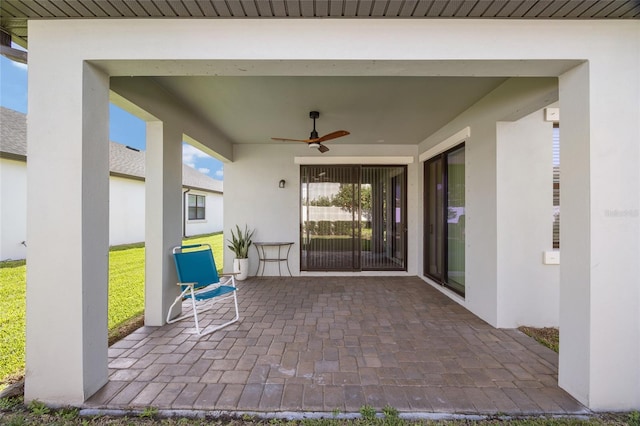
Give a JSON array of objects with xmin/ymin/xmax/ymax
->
[
  {"xmin": 361, "ymin": 166, "xmax": 406, "ymax": 270},
  {"xmin": 446, "ymin": 147, "xmax": 465, "ymax": 292},
  {"xmin": 301, "ymin": 166, "xmax": 359, "ymax": 271},
  {"xmin": 301, "ymin": 165, "xmax": 406, "ymax": 271},
  {"xmin": 424, "ymin": 144, "xmax": 465, "ymax": 295}
]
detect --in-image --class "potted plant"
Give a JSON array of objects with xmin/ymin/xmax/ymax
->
[{"xmin": 227, "ymin": 224, "xmax": 254, "ymax": 280}]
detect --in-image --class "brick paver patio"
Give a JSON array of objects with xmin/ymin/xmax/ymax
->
[{"xmin": 87, "ymin": 276, "xmax": 586, "ymax": 416}]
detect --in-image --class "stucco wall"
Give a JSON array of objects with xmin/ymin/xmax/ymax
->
[
  {"xmin": 496, "ymin": 106, "xmax": 559, "ymax": 328},
  {"xmin": 109, "ymin": 178, "xmax": 223, "ymax": 245},
  {"xmin": 0, "ymin": 158, "xmax": 27, "ymax": 261},
  {"xmin": 419, "ymin": 77, "xmax": 559, "ymax": 327},
  {"xmin": 109, "ymin": 176, "xmax": 146, "ymax": 246},
  {"xmin": 224, "ymin": 143, "xmax": 418, "ymax": 277}
]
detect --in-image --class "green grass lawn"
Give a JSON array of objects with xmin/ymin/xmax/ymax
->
[
  {"xmin": 0, "ymin": 260, "xmax": 26, "ymax": 386},
  {"xmin": 0, "ymin": 232, "xmax": 224, "ymax": 388}
]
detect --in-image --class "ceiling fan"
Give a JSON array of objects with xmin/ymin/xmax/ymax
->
[{"xmin": 271, "ymin": 111, "xmax": 349, "ymax": 153}]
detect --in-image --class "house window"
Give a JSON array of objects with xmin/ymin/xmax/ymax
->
[
  {"xmin": 188, "ymin": 194, "xmax": 205, "ymax": 220},
  {"xmin": 553, "ymin": 124, "xmax": 560, "ymax": 249},
  {"xmin": 424, "ymin": 143, "xmax": 465, "ymax": 296}
]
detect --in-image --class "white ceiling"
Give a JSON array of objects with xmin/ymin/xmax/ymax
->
[{"xmin": 152, "ymin": 75, "xmax": 508, "ymax": 146}]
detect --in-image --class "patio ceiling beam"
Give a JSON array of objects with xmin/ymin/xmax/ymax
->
[{"xmin": 110, "ymin": 76, "xmax": 233, "ymax": 162}]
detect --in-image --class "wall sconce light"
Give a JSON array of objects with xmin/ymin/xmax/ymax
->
[{"xmin": 279, "ymin": 179, "xmax": 286, "ymax": 189}]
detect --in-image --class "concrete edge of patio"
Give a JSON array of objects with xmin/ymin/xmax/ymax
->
[{"xmin": 78, "ymin": 407, "xmax": 594, "ymax": 422}]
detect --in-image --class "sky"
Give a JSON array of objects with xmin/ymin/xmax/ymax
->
[{"xmin": 0, "ymin": 51, "xmax": 224, "ymax": 181}]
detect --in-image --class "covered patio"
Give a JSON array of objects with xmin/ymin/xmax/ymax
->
[
  {"xmin": 89, "ymin": 277, "xmax": 584, "ymax": 415},
  {"xmin": 5, "ymin": 10, "xmax": 637, "ymax": 410}
]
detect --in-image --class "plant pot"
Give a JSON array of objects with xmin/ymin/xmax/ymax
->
[{"xmin": 233, "ymin": 258, "xmax": 249, "ymax": 281}]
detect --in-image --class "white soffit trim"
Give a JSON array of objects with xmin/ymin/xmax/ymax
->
[
  {"xmin": 294, "ymin": 156, "xmax": 414, "ymax": 165},
  {"xmin": 419, "ymin": 127, "xmax": 470, "ymax": 162}
]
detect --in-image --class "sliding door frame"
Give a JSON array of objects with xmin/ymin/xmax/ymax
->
[
  {"xmin": 423, "ymin": 143, "xmax": 465, "ymax": 296},
  {"xmin": 300, "ymin": 164, "xmax": 407, "ymax": 272}
]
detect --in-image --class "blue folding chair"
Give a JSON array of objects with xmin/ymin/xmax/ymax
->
[{"xmin": 167, "ymin": 244, "xmax": 239, "ymax": 335}]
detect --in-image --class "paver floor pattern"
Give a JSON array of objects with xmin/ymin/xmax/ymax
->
[{"xmin": 89, "ymin": 276, "xmax": 584, "ymax": 415}]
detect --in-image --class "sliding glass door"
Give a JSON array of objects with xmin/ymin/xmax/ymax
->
[
  {"xmin": 360, "ymin": 166, "xmax": 406, "ymax": 269},
  {"xmin": 301, "ymin": 166, "xmax": 360, "ymax": 271},
  {"xmin": 425, "ymin": 158, "xmax": 444, "ymax": 281},
  {"xmin": 301, "ymin": 165, "xmax": 406, "ymax": 271},
  {"xmin": 424, "ymin": 144, "xmax": 465, "ymax": 295}
]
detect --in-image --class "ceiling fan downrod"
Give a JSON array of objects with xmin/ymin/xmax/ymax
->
[{"xmin": 309, "ymin": 111, "xmax": 319, "ymax": 139}]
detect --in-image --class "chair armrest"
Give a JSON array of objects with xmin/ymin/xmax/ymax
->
[
  {"xmin": 219, "ymin": 274, "xmax": 237, "ymax": 287},
  {"xmin": 177, "ymin": 282, "xmax": 197, "ymax": 287}
]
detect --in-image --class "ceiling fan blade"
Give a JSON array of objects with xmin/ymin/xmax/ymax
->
[
  {"xmin": 317, "ymin": 144, "xmax": 330, "ymax": 153},
  {"xmin": 315, "ymin": 130, "xmax": 350, "ymax": 143},
  {"xmin": 272, "ymin": 111, "xmax": 349, "ymax": 147},
  {"xmin": 271, "ymin": 137, "xmax": 313, "ymax": 143}
]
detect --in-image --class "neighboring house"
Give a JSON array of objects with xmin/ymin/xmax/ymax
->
[
  {"xmin": 0, "ymin": 107, "xmax": 27, "ymax": 261},
  {"xmin": 108, "ymin": 139, "xmax": 224, "ymax": 244},
  {"xmin": 0, "ymin": 107, "xmax": 223, "ymax": 261},
  {"xmin": 1, "ymin": 0, "xmax": 639, "ymax": 411}
]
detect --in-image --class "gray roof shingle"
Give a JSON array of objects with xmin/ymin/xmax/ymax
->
[
  {"xmin": 0, "ymin": 107, "xmax": 27, "ymax": 158},
  {"xmin": 0, "ymin": 107, "xmax": 223, "ymax": 193},
  {"xmin": 109, "ymin": 142, "xmax": 145, "ymax": 179}
]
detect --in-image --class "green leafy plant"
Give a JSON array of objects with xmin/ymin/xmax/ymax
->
[
  {"xmin": 139, "ymin": 406, "xmax": 158, "ymax": 418},
  {"xmin": 5, "ymin": 414, "xmax": 27, "ymax": 426},
  {"xmin": 56, "ymin": 406, "xmax": 79, "ymax": 420},
  {"xmin": 0, "ymin": 396, "xmax": 22, "ymax": 411},
  {"xmin": 227, "ymin": 224, "xmax": 255, "ymax": 259},
  {"xmin": 629, "ymin": 411, "xmax": 640, "ymax": 426},
  {"xmin": 382, "ymin": 405, "xmax": 399, "ymax": 419},
  {"xmin": 301, "ymin": 419, "xmax": 333, "ymax": 426},
  {"xmin": 242, "ymin": 413, "xmax": 257, "ymax": 422},
  {"xmin": 381, "ymin": 404, "xmax": 401, "ymax": 426},
  {"xmin": 28, "ymin": 399, "xmax": 50, "ymax": 415},
  {"xmin": 359, "ymin": 405, "xmax": 377, "ymax": 421}
]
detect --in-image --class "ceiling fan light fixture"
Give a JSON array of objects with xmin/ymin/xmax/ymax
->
[{"xmin": 308, "ymin": 142, "xmax": 320, "ymax": 149}]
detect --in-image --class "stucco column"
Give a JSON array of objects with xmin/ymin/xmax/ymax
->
[
  {"xmin": 25, "ymin": 60, "xmax": 110, "ymax": 403},
  {"xmin": 144, "ymin": 121, "xmax": 182, "ymax": 326},
  {"xmin": 559, "ymin": 60, "xmax": 640, "ymax": 408}
]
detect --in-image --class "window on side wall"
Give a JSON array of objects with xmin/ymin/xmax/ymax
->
[{"xmin": 188, "ymin": 194, "xmax": 206, "ymax": 220}]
